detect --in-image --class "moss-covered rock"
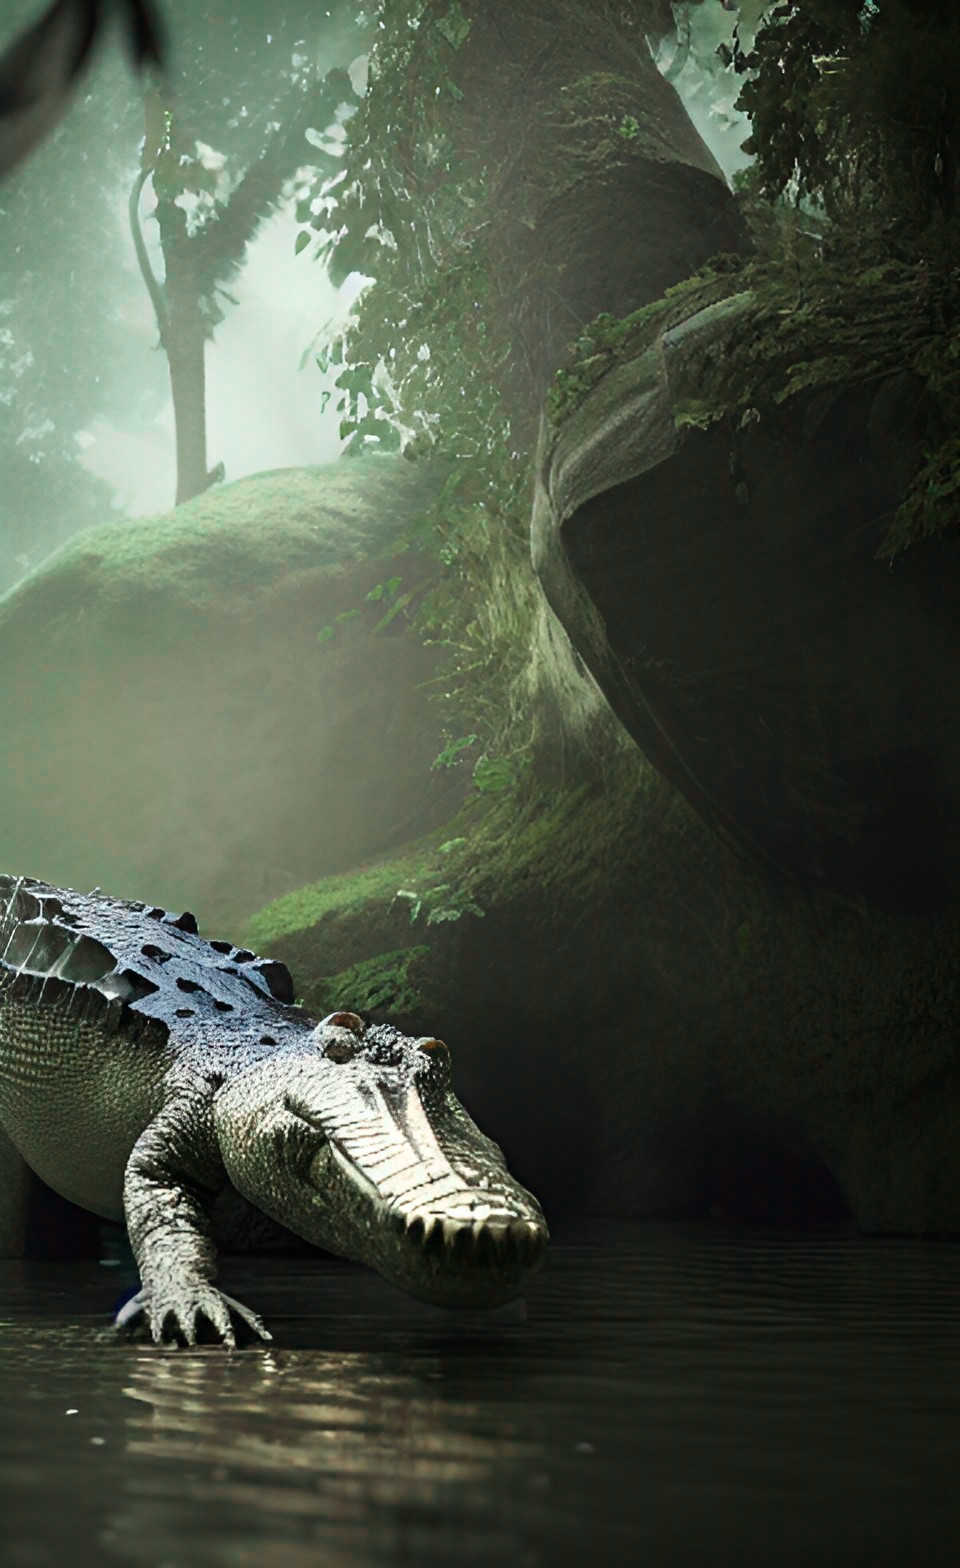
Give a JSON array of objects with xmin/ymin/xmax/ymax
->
[
  {"xmin": 0, "ymin": 457, "xmax": 463, "ymax": 928},
  {"xmin": 533, "ymin": 276, "xmax": 960, "ymax": 911},
  {"xmin": 309, "ymin": 944, "xmax": 433, "ymax": 1019}
]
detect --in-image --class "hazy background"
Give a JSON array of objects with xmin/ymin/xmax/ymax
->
[
  {"xmin": 0, "ymin": 0, "xmax": 758, "ymax": 595},
  {"xmin": 0, "ymin": 0, "xmax": 368, "ymax": 591}
]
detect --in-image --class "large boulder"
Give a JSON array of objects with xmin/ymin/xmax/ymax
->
[
  {"xmin": 0, "ymin": 458, "xmax": 460, "ymax": 927},
  {"xmin": 532, "ymin": 278, "xmax": 960, "ymax": 910}
]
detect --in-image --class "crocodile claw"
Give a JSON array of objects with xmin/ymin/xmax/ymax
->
[{"xmin": 115, "ymin": 1285, "xmax": 272, "ymax": 1348}]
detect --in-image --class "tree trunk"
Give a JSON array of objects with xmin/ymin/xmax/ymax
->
[
  {"xmin": 156, "ymin": 194, "xmax": 213, "ymax": 506},
  {"xmin": 167, "ymin": 317, "xmax": 210, "ymax": 506},
  {"xmin": 375, "ymin": 0, "xmax": 746, "ymax": 446}
]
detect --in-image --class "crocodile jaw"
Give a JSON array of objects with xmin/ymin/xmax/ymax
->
[
  {"xmin": 214, "ymin": 1042, "xmax": 548, "ymax": 1309},
  {"xmin": 315, "ymin": 1114, "xmax": 549, "ymax": 1308}
]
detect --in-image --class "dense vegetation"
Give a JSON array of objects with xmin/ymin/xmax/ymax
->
[
  {"xmin": 292, "ymin": 0, "xmax": 958, "ymax": 799},
  {"xmin": 731, "ymin": 1, "xmax": 960, "ymax": 548}
]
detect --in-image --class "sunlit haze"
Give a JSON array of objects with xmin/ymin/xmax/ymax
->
[{"xmin": 77, "ymin": 195, "xmax": 347, "ymax": 515}]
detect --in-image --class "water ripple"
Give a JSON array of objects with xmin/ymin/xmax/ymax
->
[{"xmin": 1, "ymin": 1220, "xmax": 957, "ymax": 1567}]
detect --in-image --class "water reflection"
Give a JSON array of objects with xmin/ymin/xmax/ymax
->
[
  {"xmin": 1, "ymin": 1221, "xmax": 958, "ymax": 1567},
  {"xmin": 109, "ymin": 1344, "xmax": 546, "ymax": 1566}
]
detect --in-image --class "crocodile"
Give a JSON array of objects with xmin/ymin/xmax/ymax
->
[{"xmin": 0, "ymin": 873, "xmax": 548, "ymax": 1345}]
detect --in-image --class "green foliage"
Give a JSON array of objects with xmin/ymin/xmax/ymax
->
[
  {"xmin": 366, "ymin": 576, "xmax": 403, "ymax": 602},
  {"xmin": 316, "ymin": 607, "xmax": 361, "ymax": 642},
  {"xmin": 547, "ymin": 266, "xmax": 744, "ymax": 429},
  {"xmin": 393, "ymin": 873, "xmax": 485, "ymax": 925},
  {"xmin": 432, "ymin": 735, "xmax": 479, "ymax": 769},
  {"xmin": 316, "ymin": 575, "xmax": 414, "ymax": 644},
  {"xmin": 733, "ymin": 2, "xmax": 960, "ymax": 240},
  {"xmin": 314, "ymin": 944, "xmax": 432, "ymax": 1017},
  {"xmin": 550, "ymin": 221, "xmax": 960, "ymax": 557},
  {"xmin": 297, "ymin": 1, "xmax": 689, "ymax": 798},
  {"xmin": 435, "ymin": 4, "xmax": 473, "ymax": 48},
  {"xmin": 0, "ymin": 0, "xmax": 366, "ymax": 586},
  {"xmin": 473, "ymin": 752, "xmax": 529, "ymax": 794},
  {"xmin": 878, "ymin": 436, "xmax": 960, "ymax": 558}
]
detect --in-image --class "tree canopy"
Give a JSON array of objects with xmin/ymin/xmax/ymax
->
[{"xmin": 732, "ymin": 1, "xmax": 959, "ymax": 241}]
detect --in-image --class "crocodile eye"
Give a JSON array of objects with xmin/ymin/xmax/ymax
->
[
  {"xmin": 324, "ymin": 1036, "xmax": 361, "ymax": 1064},
  {"xmin": 317, "ymin": 1011, "xmax": 365, "ymax": 1064},
  {"xmin": 418, "ymin": 1037, "xmax": 449, "ymax": 1056},
  {"xmin": 320, "ymin": 1011, "xmax": 364, "ymax": 1033}
]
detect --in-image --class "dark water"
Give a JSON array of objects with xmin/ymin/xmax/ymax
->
[{"xmin": 1, "ymin": 1221, "xmax": 957, "ymax": 1568}]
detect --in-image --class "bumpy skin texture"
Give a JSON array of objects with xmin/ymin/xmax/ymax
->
[{"xmin": 0, "ymin": 875, "xmax": 548, "ymax": 1346}]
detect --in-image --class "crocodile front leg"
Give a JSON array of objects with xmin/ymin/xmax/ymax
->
[{"xmin": 120, "ymin": 1094, "xmax": 272, "ymax": 1348}]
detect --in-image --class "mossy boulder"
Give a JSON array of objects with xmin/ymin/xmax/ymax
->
[
  {"xmin": 0, "ymin": 457, "xmax": 460, "ymax": 927},
  {"xmin": 533, "ymin": 279, "xmax": 960, "ymax": 910}
]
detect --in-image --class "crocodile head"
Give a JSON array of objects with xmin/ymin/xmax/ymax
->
[{"xmin": 214, "ymin": 1011, "xmax": 548, "ymax": 1308}]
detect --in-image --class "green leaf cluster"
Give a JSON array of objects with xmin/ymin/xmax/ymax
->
[{"xmin": 733, "ymin": 2, "xmax": 960, "ymax": 242}]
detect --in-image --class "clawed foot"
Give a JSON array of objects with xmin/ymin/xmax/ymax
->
[{"xmin": 115, "ymin": 1283, "xmax": 272, "ymax": 1348}]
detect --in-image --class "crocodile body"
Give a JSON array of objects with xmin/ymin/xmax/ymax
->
[{"xmin": 0, "ymin": 874, "xmax": 547, "ymax": 1344}]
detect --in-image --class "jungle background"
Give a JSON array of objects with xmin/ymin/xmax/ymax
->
[{"xmin": 1, "ymin": 0, "xmax": 959, "ymax": 1233}]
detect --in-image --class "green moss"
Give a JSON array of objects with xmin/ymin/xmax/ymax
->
[
  {"xmin": 547, "ymin": 263, "xmax": 745, "ymax": 429},
  {"xmin": 245, "ymin": 741, "xmax": 729, "ymax": 1014},
  {"xmin": 0, "ymin": 459, "xmax": 447, "ymax": 620},
  {"xmin": 245, "ymin": 849, "xmax": 433, "ymax": 948},
  {"xmin": 312, "ymin": 944, "xmax": 432, "ymax": 1018}
]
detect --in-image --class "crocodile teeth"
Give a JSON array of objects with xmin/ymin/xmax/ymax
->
[
  {"xmin": 442, "ymin": 1219, "xmax": 460, "ymax": 1250},
  {"xmin": 471, "ymin": 1220, "xmax": 498, "ymax": 1262},
  {"xmin": 510, "ymin": 1219, "xmax": 548, "ymax": 1261}
]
